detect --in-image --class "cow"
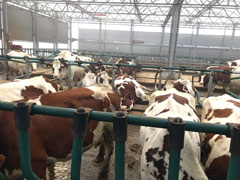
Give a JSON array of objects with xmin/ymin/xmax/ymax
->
[
  {"xmin": 54, "ymin": 50, "xmax": 103, "ymax": 73},
  {"xmin": 227, "ymin": 59, "xmax": 240, "ymax": 67},
  {"xmin": 52, "ymin": 59, "xmax": 86, "ymax": 90},
  {"xmin": 163, "ymin": 79, "xmax": 196, "ymax": 97},
  {"xmin": 79, "ymin": 71, "xmax": 110, "ymax": 88},
  {"xmin": 114, "ymin": 75, "xmax": 150, "ymax": 110},
  {"xmin": 105, "ymin": 57, "xmax": 138, "ymax": 77},
  {"xmin": 0, "ymin": 84, "xmax": 121, "ymax": 179},
  {"xmin": 0, "ymin": 76, "xmax": 58, "ymax": 102},
  {"xmin": 80, "ymin": 71, "xmax": 151, "ymax": 110},
  {"xmin": 202, "ymin": 66, "xmax": 240, "ymax": 95},
  {"xmin": 6, "ymin": 51, "xmax": 38, "ymax": 80},
  {"xmin": 201, "ymin": 94, "xmax": 240, "ymax": 180},
  {"xmin": 140, "ymin": 87, "xmax": 208, "ymax": 179}
]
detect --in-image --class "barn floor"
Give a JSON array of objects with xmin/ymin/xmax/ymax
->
[{"xmin": 48, "ymin": 124, "xmax": 142, "ymax": 180}]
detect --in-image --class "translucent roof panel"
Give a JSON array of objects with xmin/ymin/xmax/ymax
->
[{"xmin": 9, "ymin": 0, "xmax": 240, "ymax": 29}]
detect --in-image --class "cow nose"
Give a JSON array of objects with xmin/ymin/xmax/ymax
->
[{"xmin": 33, "ymin": 69, "xmax": 37, "ymax": 71}]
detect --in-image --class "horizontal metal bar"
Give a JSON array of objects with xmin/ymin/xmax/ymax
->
[
  {"xmin": 0, "ymin": 101, "xmax": 231, "ymax": 136},
  {"xmin": 1, "ymin": 56, "xmax": 238, "ymax": 74}
]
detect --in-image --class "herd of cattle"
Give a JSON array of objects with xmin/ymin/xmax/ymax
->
[{"xmin": 0, "ymin": 50, "xmax": 240, "ymax": 179}]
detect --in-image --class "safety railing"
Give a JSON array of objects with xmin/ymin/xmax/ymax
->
[
  {"xmin": 0, "ymin": 101, "xmax": 240, "ymax": 180},
  {"xmin": 2, "ymin": 55, "xmax": 240, "ymax": 99}
]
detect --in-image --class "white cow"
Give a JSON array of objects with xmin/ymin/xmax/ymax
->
[
  {"xmin": 6, "ymin": 51, "xmax": 38, "ymax": 79},
  {"xmin": 52, "ymin": 59, "xmax": 85, "ymax": 89},
  {"xmin": 140, "ymin": 83, "xmax": 208, "ymax": 179},
  {"xmin": 0, "ymin": 76, "xmax": 58, "ymax": 102},
  {"xmin": 201, "ymin": 94, "xmax": 240, "ymax": 179}
]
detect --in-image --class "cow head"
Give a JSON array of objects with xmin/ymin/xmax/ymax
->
[
  {"xmin": 52, "ymin": 59, "xmax": 67, "ymax": 78},
  {"xmin": 80, "ymin": 71, "xmax": 110, "ymax": 88},
  {"xmin": 163, "ymin": 79, "xmax": 196, "ymax": 97}
]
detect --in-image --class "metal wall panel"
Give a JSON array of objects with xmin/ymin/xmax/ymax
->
[
  {"xmin": 8, "ymin": 6, "xmax": 32, "ymax": 41},
  {"xmin": 7, "ymin": 5, "xmax": 67, "ymax": 43}
]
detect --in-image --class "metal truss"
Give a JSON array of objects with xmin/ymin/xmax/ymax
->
[{"xmin": 6, "ymin": 0, "xmax": 240, "ymax": 29}]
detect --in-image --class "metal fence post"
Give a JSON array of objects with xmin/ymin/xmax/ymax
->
[
  {"xmin": 227, "ymin": 125, "xmax": 240, "ymax": 180},
  {"xmin": 168, "ymin": 117, "xmax": 185, "ymax": 180},
  {"xmin": 112, "ymin": 66, "xmax": 117, "ymax": 90},
  {"xmin": 14, "ymin": 102, "xmax": 40, "ymax": 180},
  {"xmin": 68, "ymin": 61, "xmax": 72, "ymax": 89},
  {"xmin": 158, "ymin": 68, "xmax": 163, "ymax": 90},
  {"xmin": 207, "ymin": 71, "xmax": 214, "ymax": 97},
  {"xmin": 24, "ymin": 56, "xmax": 30, "ymax": 78},
  {"xmin": 71, "ymin": 108, "xmax": 90, "ymax": 180},
  {"xmin": 113, "ymin": 111, "xmax": 128, "ymax": 180}
]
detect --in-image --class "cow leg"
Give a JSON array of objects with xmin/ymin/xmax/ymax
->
[
  {"xmin": 31, "ymin": 148, "xmax": 49, "ymax": 180},
  {"xmin": 94, "ymin": 144, "xmax": 105, "ymax": 163},
  {"xmin": 98, "ymin": 123, "xmax": 114, "ymax": 178}
]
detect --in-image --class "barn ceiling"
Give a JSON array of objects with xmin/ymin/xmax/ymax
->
[{"xmin": 9, "ymin": 0, "xmax": 240, "ymax": 29}]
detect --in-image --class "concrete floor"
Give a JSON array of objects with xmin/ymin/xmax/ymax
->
[{"xmin": 48, "ymin": 125, "xmax": 142, "ymax": 180}]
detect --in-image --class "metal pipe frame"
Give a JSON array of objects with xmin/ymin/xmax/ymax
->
[
  {"xmin": 168, "ymin": 0, "xmax": 183, "ymax": 68},
  {"xmin": 0, "ymin": 101, "xmax": 239, "ymax": 179},
  {"xmin": 10, "ymin": 0, "xmax": 240, "ymax": 30},
  {"xmin": 32, "ymin": 2, "xmax": 39, "ymax": 56}
]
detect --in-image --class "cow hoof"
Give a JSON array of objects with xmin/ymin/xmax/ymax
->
[{"xmin": 59, "ymin": 85, "xmax": 63, "ymax": 90}]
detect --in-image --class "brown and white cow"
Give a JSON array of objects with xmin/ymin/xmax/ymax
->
[
  {"xmin": 106, "ymin": 57, "xmax": 137, "ymax": 77},
  {"xmin": 140, "ymin": 87, "xmax": 208, "ymax": 180},
  {"xmin": 0, "ymin": 84, "xmax": 121, "ymax": 179},
  {"xmin": 201, "ymin": 94, "xmax": 240, "ymax": 180},
  {"xmin": 80, "ymin": 72, "xmax": 151, "ymax": 110},
  {"xmin": 0, "ymin": 76, "xmax": 58, "ymax": 102},
  {"xmin": 52, "ymin": 59, "xmax": 86, "ymax": 89},
  {"xmin": 114, "ymin": 75, "xmax": 150, "ymax": 110},
  {"xmin": 163, "ymin": 79, "xmax": 196, "ymax": 97},
  {"xmin": 202, "ymin": 66, "xmax": 240, "ymax": 95},
  {"xmin": 227, "ymin": 59, "xmax": 240, "ymax": 67}
]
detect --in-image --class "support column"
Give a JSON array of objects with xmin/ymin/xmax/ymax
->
[
  {"xmin": 229, "ymin": 25, "xmax": 236, "ymax": 59},
  {"xmin": 68, "ymin": 18, "xmax": 72, "ymax": 52},
  {"xmin": 53, "ymin": 13, "xmax": 58, "ymax": 52},
  {"xmin": 168, "ymin": 0, "xmax": 183, "ymax": 67},
  {"xmin": 78, "ymin": 22, "xmax": 80, "ymax": 51},
  {"xmin": 103, "ymin": 22, "xmax": 107, "ymax": 52},
  {"xmin": 188, "ymin": 26, "xmax": 194, "ymax": 57},
  {"xmin": 99, "ymin": 20, "xmax": 102, "ymax": 52},
  {"xmin": 159, "ymin": 26, "xmax": 165, "ymax": 57},
  {"xmin": 193, "ymin": 23, "xmax": 200, "ymax": 59},
  {"xmin": 130, "ymin": 20, "xmax": 134, "ymax": 54},
  {"xmin": 32, "ymin": 2, "xmax": 39, "ymax": 55},
  {"xmin": 219, "ymin": 27, "xmax": 227, "ymax": 59},
  {"xmin": 0, "ymin": 0, "xmax": 8, "ymax": 54}
]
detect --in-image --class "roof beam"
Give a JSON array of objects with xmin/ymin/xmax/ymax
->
[
  {"xmin": 133, "ymin": 0, "xmax": 142, "ymax": 23},
  {"xmin": 186, "ymin": 0, "xmax": 221, "ymax": 24},
  {"xmin": 69, "ymin": 3, "xmax": 100, "ymax": 21},
  {"xmin": 162, "ymin": 0, "xmax": 184, "ymax": 27}
]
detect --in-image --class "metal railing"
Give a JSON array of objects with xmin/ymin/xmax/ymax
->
[
  {"xmin": 2, "ymin": 55, "xmax": 240, "ymax": 99},
  {"xmin": 0, "ymin": 100, "xmax": 240, "ymax": 180}
]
